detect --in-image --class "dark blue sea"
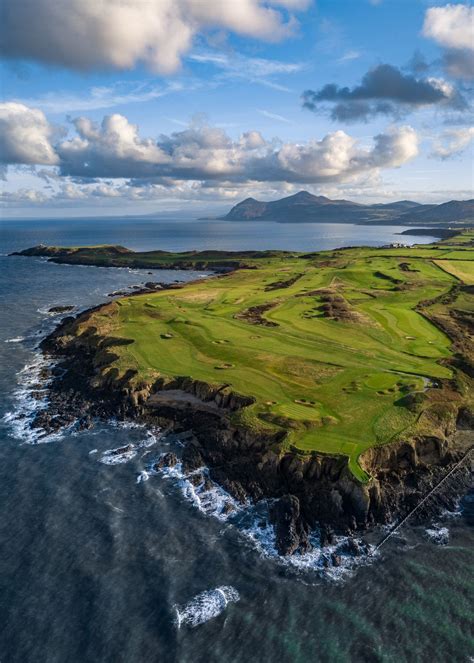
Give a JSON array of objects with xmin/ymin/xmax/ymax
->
[{"xmin": 0, "ymin": 217, "xmax": 473, "ymax": 662}]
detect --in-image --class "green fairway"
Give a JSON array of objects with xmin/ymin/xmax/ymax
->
[{"xmin": 45, "ymin": 230, "xmax": 474, "ymax": 482}]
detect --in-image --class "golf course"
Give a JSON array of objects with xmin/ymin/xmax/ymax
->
[{"xmin": 19, "ymin": 231, "xmax": 474, "ymax": 482}]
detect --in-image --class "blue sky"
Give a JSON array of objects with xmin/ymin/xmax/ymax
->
[{"xmin": 0, "ymin": 0, "xmax": 472, "ymax": 217}]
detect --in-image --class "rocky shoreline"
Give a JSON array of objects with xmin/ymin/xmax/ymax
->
[{"xmin": 31, "ymin": 296, "xmax": 473, "ymax": 557}]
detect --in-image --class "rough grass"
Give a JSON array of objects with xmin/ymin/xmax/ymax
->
[
  {"xmin": 434, "ymin": 260, "xmax": 474, "ymax": 285},
  {"xmin": 68, "ymin": 230, "xmax": 474, "ymax": 482}
]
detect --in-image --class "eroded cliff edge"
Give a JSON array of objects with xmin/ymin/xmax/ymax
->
[{"xmin": 34, "ymin": 282, "xmax": 473, "ymax": 556}]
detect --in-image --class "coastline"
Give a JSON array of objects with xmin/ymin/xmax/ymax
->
[{"xmin": 28, "ymin": 257, "xmax": 473, "ymax": 558}]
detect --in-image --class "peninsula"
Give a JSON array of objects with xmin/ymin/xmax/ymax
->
[
  {"xmin": 219, "ymin": 191, "xmax": 474, "ymax": 227},
  {"xmin": 13, "ymin": 232, "xmax": 474, "ymax": 554}
]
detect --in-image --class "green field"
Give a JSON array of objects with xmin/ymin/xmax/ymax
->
[
  {"xmin": 433, "ymin": 259, "xmax": 474, "ymax": 285},
  {"xmin": 50, "ymin": 231, "xmax": 474, "ymax": 482}
]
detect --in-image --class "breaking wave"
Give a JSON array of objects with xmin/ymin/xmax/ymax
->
[
  {"xmin": 239, "ymin": 511, "xmax": 377, "ymax": 581},
  {"xmin": 152, "ymin": 453, "xmax": 376, "ymax": 579},
  {"xmin": 153, "ymin": 454, "xmax": 241, "ymax": 521},
  {"xmin": 174, "ymin": 586, "xmax": 240, "ymax": 628},
  {"xmin": 100, "ymin": 429, "xmax": 161, "ymax": 465},
  {"xmin": 425, "ymin": 526, "xmax": 450, "ymax": 545},
  {"xmin": 2, "ymin": 353, "xmax": 66, "ymax": 444}
]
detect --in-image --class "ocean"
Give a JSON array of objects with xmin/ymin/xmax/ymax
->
[{"xmin": 0, "ymin": 217, "xmax": 472, "ymax": 663}]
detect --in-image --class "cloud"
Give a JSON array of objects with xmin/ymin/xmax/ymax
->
[
  {"xmin": 406, "ymin": 50, "xmax": 431, "ymax": 75},
  {"xmin": 1, "ymin": 0, "xmax": 309, "ymax": 74},
  {"xmin": 337, "ymin": 50, "xmax": 362, "ymax": 64},
  {"xmin": 189, "ymin": 52, "xmax": 304, "ymax": 77},
  {"xmin": 423, "ymin": 4, "xmax": 474, "ymax": 80},
  {"xmin": 0, "ymin": 103, "xmax": 59, "ymax": 165},
  {"xmin": 0, "ymin": 105, "xmax": 420, "ymax": 188},
  {"xmin": 0, "ymin": 188, "xmax": 48, "ymax": 204},
  {"xmin": 13, "ymin": 81, "xmax": 190, "ymax": 114},
  {"xmin": 302, "ymin": 63, "xmax": 465, "ymax": 121},
  {"xmin": 58, "ymin": 114, "xmax": 168, "ymax": 179},
  {"xmin": 441, "ymin": 49, "xmax": 474, "ymax": 80},
  {"xmin": 431, "ymin": 126, "xmax": 474, "ymax": 159},
  {"xmin": 257, "ymin": 109, "xmax": 293, "ymax": 123},
  {"xmin": 189, "ymin": 51, "xmax": 305, "ymax": 92},
  {"xmin": 423, "ymin": 4, "xmax": 474, "ymax": 52}
]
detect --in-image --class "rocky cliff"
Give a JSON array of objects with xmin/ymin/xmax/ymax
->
[{"xmin": 36, "ymin": 294, "xmax": 473, "ymax": 556}]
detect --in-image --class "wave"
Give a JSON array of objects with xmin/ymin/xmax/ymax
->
[
  {"xmin": 99, "ymin": 429, "xmax": 161, "ymax": 465},
  {"xmin": 174, "ymin": 586, "xmax": 240, "ymax": 628},
  {"xmin": 2, "ymin": 353, "xmax": 67, "ymax": 444},
  {"xmin": 4, "ymin": 336, "xmax": 25, "ymax": 344},
  {"xmin": 136, "ymin": 470, "xmax": 150, "ymax": 484},
  {"xmin": 153, "ymin": 455, "xmax": 241, "ymax": 521},
  {"xmin": 425, "ymin": 526, "xmax": 450, "ymax": 545},
  {"xmin": 239, "ymin": 511, "xmax": 377, "ymax": 581},
  {"xmin": 147, "ymin": 451, "xmax": 377, "ymax": 579}
]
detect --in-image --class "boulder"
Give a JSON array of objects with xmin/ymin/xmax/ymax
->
[
  {"xmin": 154, "ymin": 452, "xmax": 178, "ymax": 470},
  {"xmin": 182, "ymin": 445, "xmax": 204, "ymax": 473},
  {"xmin": 270, "ymin": 494, "xmax": 309, "ymax": 556}
]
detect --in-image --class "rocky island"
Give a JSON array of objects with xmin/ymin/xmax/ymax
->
[{"xmin": 13, "ymin": 232, "xmax": 474, "ymax": 554}]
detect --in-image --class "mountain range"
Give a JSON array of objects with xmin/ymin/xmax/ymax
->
[{"xmin": 220, "ymin": 191, "xmax": 474, "ymax": 226}]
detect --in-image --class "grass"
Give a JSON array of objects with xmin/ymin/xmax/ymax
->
[
  {"xmin": 433, "ymin": 260, "xmax": 474, "ymax": 285},
  {"xmin": 56, "ymin": 230, "xmax": 474, "ymax": 482}
]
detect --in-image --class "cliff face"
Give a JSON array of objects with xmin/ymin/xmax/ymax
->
[{"xmin": 37, "ymin": 302, "xmax": 473, "ymax": 555}]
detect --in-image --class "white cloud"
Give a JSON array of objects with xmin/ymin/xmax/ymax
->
[
  {"xmin": 0, "ymin": 103, "xmax": 59, "ymax": 165},
  {"xmin": 431, "ymin": 126, "xmax": 474, "ymax": 158},
  {"xmin": 423, "ymin": 4, "xmax": 474, "ymax": 79},
  {"xmin": 337, "ymin": 50, "xmax": 362, "ymax": 64},
  {"xmin": 189, "ymin": 51, "xmax": 304, "ymax": 77},
  {"xmin": 423, "ymin": 4, "xmax": 474, "ymax": 52},
  {"xmin": 189, "ymin": 51, "xmax": 305, "ymax": 92},
  {"xmin": 0, "ymin": 188, "xmax": 48, "ymax": 204},
  {"xmin": 58, "ymin": 114, "xmax": 169, "ymax": 178},
  {"xmin": 1, "ymin": 0, "xmax": 309, "ymax": 74},
  {"xmin": 0, "ymin": 105, "xmax": 420, "ymax": 188},
  {"xmin": 57, "ymin": 114, "xmax": 419, "ymax": 185},
  {"xmin": 257, "ymin": 109, "xmax": 293, "ymax": 123},
  {"xmin": 14, "ymin": 81, "xmax": 189, "ymax": 114}
]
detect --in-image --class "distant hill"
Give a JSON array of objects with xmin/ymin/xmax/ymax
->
[
  {"xmin": 397, "ymin": 199, "xmax": 474, "ymax": 226},
  {"xmin": 222, "ymin": 190, "xmax": 474, "ymax": 226},
  {"xmin": 372, "ymin": 200, "xmax": 427, "ymax": 212}
]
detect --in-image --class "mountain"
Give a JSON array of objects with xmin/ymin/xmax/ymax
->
[
  {"xmin": 372, "ymin": 200, "xmax": 426, "ymax": 212},
  {"xmin": 225, "ymin": 191, "xmax": 372, "ymax": 223},
  {"xmin": 225, "ymin": 197, "xmax": 267, "ymax": 220},
  {"xmin": 222, "ymin": 191, "xmax": 474, "ymax": 226},
  {"xmin": 397, "ymin": 199, "xmax": 474, "ymax": 226}
]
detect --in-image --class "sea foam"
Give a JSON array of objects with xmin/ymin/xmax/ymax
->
[
  {"xmin": 174, "ymin": 586, "xmax": 240, "ymax": 628},
  {"xmin": 153, "ymin": 455, "xmax": 241, "ymax": 521},
  {"xmin": 99, "ymin": 430, "xmax": 161, "ymax": 465},
  {"xmin": 425, "ymin": 526, "xmax": 450, "ymax": 545},
  {"xmin": 2, "ymin": 353, "xmax": 65, "ymax": 444}
]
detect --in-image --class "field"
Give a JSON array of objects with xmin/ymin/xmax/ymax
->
[{"xmin": 45, "ymin": 231, "xmax": 474, "ymax": 482}]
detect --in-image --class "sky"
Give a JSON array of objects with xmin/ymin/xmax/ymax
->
[{"xmin": 0, "ymin": 0, "xmax": 473, "ymax": 218}]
